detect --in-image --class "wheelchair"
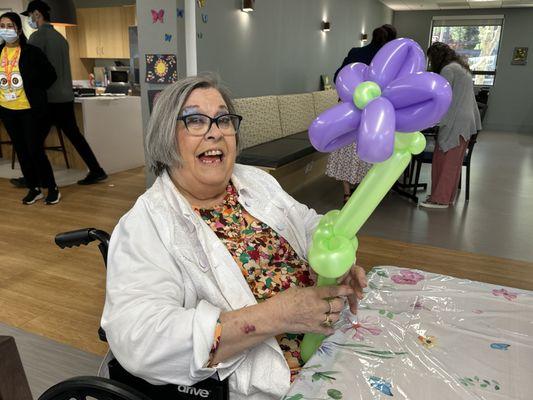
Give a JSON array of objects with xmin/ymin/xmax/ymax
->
[{"xmin": 38, "ymin": 228, "xmax": 229, "ymax": 400}]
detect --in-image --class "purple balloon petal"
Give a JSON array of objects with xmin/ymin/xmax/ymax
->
[
  {"xmin": 368, "ymin": 38, "xmax": 426, "ymax": 89},
  {"xmin": 335, "ymin": 63, "xmax": 368, "ymax": 103},
  {"xmin": 382, "ymin": 72, "xmax": 452, "ymax": 132},
  {"xmin": 357, "ymin": 97, "xmax": 395, "ymax": 163},
  {"xmin": 309, "ymin": 102, "xmax": 362, "ymax": 152}
]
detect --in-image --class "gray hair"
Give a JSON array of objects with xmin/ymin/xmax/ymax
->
[{"xmin": 145, "ymin": 73, "xmax": 237, "ymax": 176}]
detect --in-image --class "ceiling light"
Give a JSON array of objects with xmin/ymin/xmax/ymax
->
[{"xmin": 241, "ymin": 0, "xmax": 254, "ymax": 12}]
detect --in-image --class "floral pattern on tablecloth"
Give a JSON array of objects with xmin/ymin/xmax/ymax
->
[{"xmin": 285, "ymin": 266, "xmax": 533, "ymax": 400}]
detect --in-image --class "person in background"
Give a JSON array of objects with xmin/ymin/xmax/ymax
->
[
  {"xmin": 328, "ymin": 25, "xmax": 397, "ymax": 204},
  {"xmin": 13, "ymin": 0, "xmax": 107, "ymax": 188},
  {"xmin": 420, "ymin": 42, "xmax": 481, "ymax": 209},
  {"xmin": 0, "ymin": 12, "xmax": 60, "ymax": 204}
]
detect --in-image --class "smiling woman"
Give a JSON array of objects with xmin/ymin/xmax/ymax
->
[{"xmin": 101, "ymin": 74, "xmax": 367, "ymax": 399}]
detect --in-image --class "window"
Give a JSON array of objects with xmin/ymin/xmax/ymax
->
[{"xmin": 431, "ymin": 16, "xmax": 504, "ymax": 86}]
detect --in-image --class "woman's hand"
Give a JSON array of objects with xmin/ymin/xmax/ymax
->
[
  {"xmin": 269, "ymin": 285, "xmax": 354, "ymax": 335},
  {"xmin": 338, "ymin": 265, "xmax": 367, "ymax": 314}
]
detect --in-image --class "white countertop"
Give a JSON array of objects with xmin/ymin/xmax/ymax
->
[{"xmin": 74, "ymin": 95, "xmax": 140, "ymax": 103}]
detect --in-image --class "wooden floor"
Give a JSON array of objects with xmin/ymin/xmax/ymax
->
[{"xmin": 1, "ymin": 168, "xmax": 532, "ymax": 356}]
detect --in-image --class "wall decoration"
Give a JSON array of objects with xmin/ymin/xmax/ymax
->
[
  {"xmin": 197, "ymin": 0, "xmax": 206, "ymax": 7},
  {"xmin": 151, "ymin": 9, "xmax": 165, "ymax": 23},
  {"xmin": 511, "ymin": 47, "xmax": 528, "ymax": 65},
  {"xmin": 145, "ymin": 54, "xmax": 177, "ymax": 83},
  {"xmin": 148, "ymin": 90, "xmax": 163, "ymax": 114},
  {"xmin": 164, "ymin": 33, "xmax": 172, "ymax": 42},
  {"xmin": 177, "ymin": 8, "xmax": 184, "ymax": 18},
  {"xmin": 197, "ymin": 32, "xmax": 203, "ymax": 39},
  {"xmin": 320, "ymin": 75, "xmax": 332, "ymax": 90},
  {"xmin": 201, "ymin": 14, "xmax": 208, "ymax": 23}
]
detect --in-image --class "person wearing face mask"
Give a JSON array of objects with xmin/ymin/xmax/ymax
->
[
  {"xmin": 0, "ymin": 12, "xmax": 60, "ymax": 204},
  {"xmin": 16, "ymin": 0, "xmax": 107, "ymax": 188}
]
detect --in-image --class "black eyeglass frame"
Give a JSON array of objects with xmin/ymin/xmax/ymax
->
[{"xmin": 177, "ymin": 113, "xmax": 243, "ymax": 136}]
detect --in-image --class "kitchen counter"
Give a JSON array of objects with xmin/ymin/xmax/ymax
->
[
  {"xmin": 0, "ymin": 96, "xmax": 144, "ymax": 175},
  {"xmin": 74, "ymin": 95, "xmax": 144, "ymax": 174}
]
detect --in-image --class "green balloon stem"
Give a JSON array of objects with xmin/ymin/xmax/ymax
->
[
  {"xmin": 317, "ymin": 275, "xmax": 336, "ymax": 287},
  {"xmin": 333, "ymin": 132, "xmax": 425, "ymax": 239},
  {"xmin": 301, "ymin": 332, "xmax": 326, "ymax": 362},
  {"xmin": 301, "ymin": 132, "xmax": 426, "ymax": 362}
]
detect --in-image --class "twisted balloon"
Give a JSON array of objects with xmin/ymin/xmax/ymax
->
[{"xmin": 301, "ymin": 38, "xmax": 452, "ymax": 362}]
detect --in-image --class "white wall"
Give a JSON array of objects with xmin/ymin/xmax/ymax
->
[{"xmin": 196, "ymin": 0, "xmax": 393, "ymax": 97}]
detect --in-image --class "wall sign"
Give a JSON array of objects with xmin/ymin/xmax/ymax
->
[
  {"xmin": 511, "ymin": 47, "xmax": 528, "ymax": 65},
  {"xmin": 145, "ymin": 54, "xmax": 177, "ymax": 83}
]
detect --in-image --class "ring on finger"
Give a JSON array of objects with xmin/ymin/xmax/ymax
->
[
  {"xmin": 325, "ymin": 297, "xmax": 334, "ymax": 314},
  {"xmin": 321, "ymin": 313, "xmax": 333, "ymax": 328}
]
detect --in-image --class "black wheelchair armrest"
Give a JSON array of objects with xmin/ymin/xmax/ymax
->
[{"xmin": 55, "ymin": 228, "xmax": 110, "ymax": 249}]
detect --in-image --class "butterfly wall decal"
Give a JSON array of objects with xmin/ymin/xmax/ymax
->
[
  {"xmin": 197, "ymin": 0, "xmax": 207, "ymax": 7},
  {"xmin": 151, "ymin": 9, "xmax": 164, "ymax": 23},
  {"xmin": 164, "ymin": 34, "xmax": 172, "ymax": 42},
  {"xmin": 201, "ymin": 14, "xmax": 208, "ymax": 23},
  {"xmin": 177, "ymin": 8, "xmax": 184, "ymax": 18}
]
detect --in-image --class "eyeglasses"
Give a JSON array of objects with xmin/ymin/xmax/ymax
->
[{"xmin": 177, "ymin": 113, "xmax": 242, "ymax": 136}]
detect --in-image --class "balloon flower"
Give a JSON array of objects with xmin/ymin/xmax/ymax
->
[{"xmin": 301, "ymin": 38, "xmax": 452, "ymax": 361}]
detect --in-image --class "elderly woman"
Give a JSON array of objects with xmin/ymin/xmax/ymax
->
[{"xmin": 101, "ymin": 75, "xmax": 367, "ymax": 399}]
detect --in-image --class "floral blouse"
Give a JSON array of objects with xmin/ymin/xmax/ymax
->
[{"xmin": 194, "ymin": 183, "xmax": 315, "ymax": 380}]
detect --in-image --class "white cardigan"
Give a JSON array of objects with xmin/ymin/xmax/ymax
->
[{"xmin": 100, "ymin": 164, "xmax": 321, "ymax": 399}]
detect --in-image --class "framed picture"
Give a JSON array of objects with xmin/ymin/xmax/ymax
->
[
  {"xmin": 511, "ymin": 47, "xmax": 528, "ymax": 65},
  {"xmin": 145, "ymin": 54, "xmax": 178, "ymax": 84}
]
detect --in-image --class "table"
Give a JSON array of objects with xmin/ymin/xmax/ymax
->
[
  {"xmin": 0, "ymin": 336, "xmax": 33, "ymax": 400},
  {"xmin": 285, "ymin": 266, "xmax": 533, "ymax": 400}
]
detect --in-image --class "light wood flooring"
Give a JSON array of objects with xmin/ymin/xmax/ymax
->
[{"xmin": 1, "ymin": 168, "xmax": 532, "ymax": 356}]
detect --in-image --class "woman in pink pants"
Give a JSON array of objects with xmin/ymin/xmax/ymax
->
[{"xmin": 420, "ymin": 42, "xmax": 482, "ymax": 209}]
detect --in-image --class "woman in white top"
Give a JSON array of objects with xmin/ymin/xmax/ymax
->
[
  {"xmin": 100, "ymin": 74, "xmax": 367, "ymax": 399},
  {"xmin": 421, "ymin": 42, "xmax": 481, "ymax": 208}
]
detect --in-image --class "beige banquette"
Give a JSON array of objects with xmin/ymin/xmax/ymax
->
[{"xmin": 234, "ymin": 89, "xmax": 338, "ymax": 193}]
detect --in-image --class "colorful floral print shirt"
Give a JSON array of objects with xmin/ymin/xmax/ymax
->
[{"xmin": 194, "ymin": 183, "xmax": 315, "ymax": 380}]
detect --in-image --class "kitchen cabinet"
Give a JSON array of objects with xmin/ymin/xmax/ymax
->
[{"xmin": 77, "ymin": 6, "xmax": 136, "ymax": 59}]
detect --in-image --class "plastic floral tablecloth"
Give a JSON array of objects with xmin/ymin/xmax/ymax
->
[{"xmin": 285, "ymin": 266, "xmax": 533, "ymax": 400}]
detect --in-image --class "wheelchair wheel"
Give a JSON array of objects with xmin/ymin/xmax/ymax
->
[{"xmin": 38, "ymin": 376, "xmax": 152, "ymax": 400}]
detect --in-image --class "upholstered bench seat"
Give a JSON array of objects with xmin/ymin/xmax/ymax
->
[{"xmin": 236, "ymin": 131, "xmax": 315, "ymax": 168}]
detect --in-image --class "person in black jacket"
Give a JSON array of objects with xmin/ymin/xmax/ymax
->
[
  {"xmin": 328, "ymin": 25, "xmax": 397, "ymax": 203},
  {"xmin": 0, "ymin": 12, "xmax": 60, "ymax": 204},
  {"xmin": 333, "ymin": 24, "xmax": 397, "ymax": 83}
]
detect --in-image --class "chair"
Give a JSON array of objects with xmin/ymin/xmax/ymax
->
[
  {"xmin": 410, "ymin": 131, "xmax": 480, "ymax": 203},
  {"xmin": 0, "ymin": 126, "xmax": 70, "ymax": 170},
  {"xmin": 36, "ymin": 228, "xmax": 229, "ymax": 400},
  {"xmin": 409, "ymin": 102, "xmax": 487, "ymax": 203},
  {"xmin": 45, "ymin": 126, "xmax": 70, "ymax": 169}
]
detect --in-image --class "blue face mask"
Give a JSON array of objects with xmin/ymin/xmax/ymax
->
[
  {"xmin": 0, "ymin": 28, "xmax": 18, "ymax": 44},
  {"xmin": 28, "ymin": 19, "xmax": 38, "ymax": 30}
]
